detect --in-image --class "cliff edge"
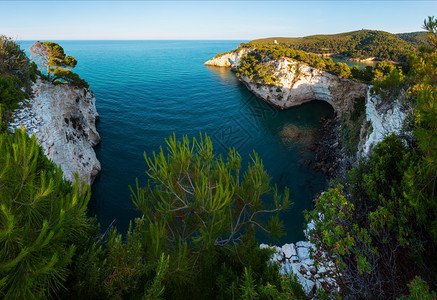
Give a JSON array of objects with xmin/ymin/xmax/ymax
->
[{"xmin": 9, "ymin": 78, "xmax": 101, "ymax": 185}]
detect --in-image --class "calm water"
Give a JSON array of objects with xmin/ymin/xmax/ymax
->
[
  {"xmin": 19, "ymin": 41, "xmax": 333, "ymax": 243},
  {"xmin": 331, "ymin": 56, "xmax": 378, "ymax": 68}
]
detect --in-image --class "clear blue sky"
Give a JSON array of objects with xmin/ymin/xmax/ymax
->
[{"xmin": 1, "ymin": 1, "xmax": 436, "ymax": 40}]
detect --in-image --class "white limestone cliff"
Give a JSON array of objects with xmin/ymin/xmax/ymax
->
[
  {"xmin": 9, "ymin": 78, "xmax": 101, "ymax": 186},
  {"xmin": 204, "ymin": 49, "xmax": 249, "ymax": 69},
  {"xmin": 358, "ymin": 87, "xmax": 408, "ymax": 157},
  {"xmin": 205, "ymin": 50, "xmax": 368, "ymax": 114}
]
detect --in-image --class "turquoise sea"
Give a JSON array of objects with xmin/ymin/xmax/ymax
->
[{"xmin": 19, "ymin": 41, "xmax": 335, "ymax": 243}]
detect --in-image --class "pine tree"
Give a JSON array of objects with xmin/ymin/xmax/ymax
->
[
  {"xmin": 29, "ymin": 41, "xmax": 77, "ymax": 80},
  {"xmin": 0, "ymin": 126, "xmax": 91, "ymax": 299}
]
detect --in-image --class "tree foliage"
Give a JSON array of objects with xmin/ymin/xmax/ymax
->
[
  {"xmin": 249, "ymin": 29, "xmax": 422, "ymax": 62},
  {"xmin": 132, "ymin": 134, "xmax": 289, "ymax": 248},
  {"xmin": 67, "ymin": 134, "xmax": 292, "ymax": 299},
  {"xmin": 305, "ymin": 16, "xmax": 437, "ymax": 298},
  {"xmin": 0, "ymin": 126, "xmax": 92, "ymax": 299},
  {"xmin": 0, "ymin": 35, "xmax": 36, "ymax": 94},
  {"xmin": 404, "ymin": 16, "xmax": 437, "ymax": 243},
  {"xmin": 29, "ymin": 41, "xmax": 88, "ymax": 88},
  {"xmin": 306, "ymin": 135, "xmax": 426, "ymax": 299}
]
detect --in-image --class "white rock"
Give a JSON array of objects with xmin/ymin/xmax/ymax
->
[
  {"xmin": 9, "ymin": 78, "xmax": 100, "ymax": 185},
  {"xmin": 281, "ymin": 243, "xmax": 297, "ymax": 258},
  {"xmin": 302, "ymin": 258, "xmax": 314, "ymax": 267},
  {"xmin": 358, "ymin": 87, "xmax": 408, "ymax": 157},
  {"xmin": 259, "ymin": 243, "xmax": 270, "ymax": 249},
  {"xmin": 300, "ymin": 277, "xmax": 315, "ymax": 295},
  {"xmin": 296, "ymin": 241, "xmax": 313, "ymax": 248},
  {"xmin": 297, "ymin": 246, "xmax": 310, "ymax": 260}
]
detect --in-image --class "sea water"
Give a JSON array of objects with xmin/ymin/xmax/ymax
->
[{"xmin": 19, "ymin": 40, "xmax": 334, "ymax": 243}]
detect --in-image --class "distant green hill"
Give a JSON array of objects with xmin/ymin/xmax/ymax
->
[
  {"xmin": 249, "ymin": 30, "xmax": 429, "ymax": 62},
  {"xmin": 396, "ymin": 31, "xmax": 432, "ymax": 47}
]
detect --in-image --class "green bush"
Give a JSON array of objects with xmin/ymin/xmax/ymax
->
[{"xmin": 305, "ymin": 135, "xmax": 428, "ymax": 298}]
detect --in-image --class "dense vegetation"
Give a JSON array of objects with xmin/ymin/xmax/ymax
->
[
  {"xmin": 0, "ymin": 36, "xmax": 37, "ymax": 130},
  {"xmin": 1, "ymin": 18, "xmax": 437, "ymax": 299},
  {"xmin": 235, "ymin": 42, "xmax": 405, "ymax": 88},
  {"xmin": 305, "ymin": 17, "xmax": 437, "ymax": 299},
  {"xmin": 66, "ymin": 134, "xmax": 310, "ymax": 299},
  {"xmin": 250, "ymin": 29, "xmax": 427, "ymax": 62},
  {"xmin": 397, "ymin": 31, "xmax": 432, "ymax": 47},
  {"xmin": 0, "ymin": 126, "xmax": 307, "ymax": 299}
]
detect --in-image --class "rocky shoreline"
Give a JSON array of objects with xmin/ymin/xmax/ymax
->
[
  {"xmin": 311, "ymin": 116, "xmax": 348, "ymax": 180},
  {"xmin": 261, "ymin": 241, "xmax": 339, "ymax": 297}
]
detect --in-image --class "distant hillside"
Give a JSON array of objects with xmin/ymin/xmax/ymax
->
[
  {"xmin": 396, "ymin": 31, "xmax": 432, "ymax": 47},
  {"xmin": 249, "ymin": 30, "xmax": 429, "ymax": 62}
]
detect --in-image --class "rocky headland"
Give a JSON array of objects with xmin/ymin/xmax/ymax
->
[
  {"xmin": 206, "ymin": 49, "xmax": 366, "ymax": 114},
  {"xmin": 8, "ymin": 78, "xmax": 101, "ymax": 186},
  {"xmin": 205, "ymin": 49, "xmax": 409, "ymax": 297}
]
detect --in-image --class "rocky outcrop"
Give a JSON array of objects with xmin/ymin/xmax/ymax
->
[
  {"xmin": 239, "ymin": 59, "xmax": 368, "ymax": 114},
  {"xmin": 358, "ymin": 88, "xmax": 408, "ymax": 157},
  {"xmin": 9, "ymin": 78, "xmax": 101, "ymax": 185},
  {"xmin": 204, "ymin": 49, "xmax": 249, "ymax": 69},
  {"xmin": 312, "ymin": 117, "xmax": 347, "ymax": 179},
  {"xmin": 205, "ymin": 50, "xmax": 368, "ymax": 114},
  {"xmin": 261, "ymin": 240, "xmax": 339, "ymax": 297},
  {"xmin": 207, "ymin": 49, "xmax": 409, "ymax": 165}
]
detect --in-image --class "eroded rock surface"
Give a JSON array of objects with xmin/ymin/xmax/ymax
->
[
  {"xmin": 9, "ymin": 78, "xmax": 101, "ymax": 185},
  {"xmin": 358, "ymin": 88, "xmax": 408, "ymax": 157},
  {"xmin": 205, "ymin": 50, "xmax": 368, "ymax": 114}
]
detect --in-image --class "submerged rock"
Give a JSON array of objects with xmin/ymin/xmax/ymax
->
[{"xmin": 9, "ymin": 78, "xmax": 101, "ymax": 185}]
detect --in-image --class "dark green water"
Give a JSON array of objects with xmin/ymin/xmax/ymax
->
[{"xmin": 20, "ymin": 40, "xmax": 334, "ymax": 243}]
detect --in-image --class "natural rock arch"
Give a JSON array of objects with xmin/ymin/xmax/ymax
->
[{"xmin": 205, "ymin": 52, "xmax": 368, "ymax": 115}]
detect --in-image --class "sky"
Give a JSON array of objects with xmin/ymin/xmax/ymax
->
[{"xmin": 1, "ymin": 1, "xmax": 436, "ymax": 40}]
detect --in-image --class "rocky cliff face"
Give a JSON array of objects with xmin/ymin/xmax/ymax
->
[
  {"xmin": 358, "ymin": 88, "xmax": 408, "ymax": 157},
  {"xmin": 240, "ymin": 58, "xmax": 368, "ymax": 114},
  {"xmin": 206, "ymin": 50, "xmax": 407, "ymax": 158},
  {"xmin": 204, "ymin": 49, "xmax": 249, "ymax": 69},
  {"xmin": 206, "ymin": 50, "xmax": 368, "ymax": 114},
  {"xmin": 9, "ymin": 78, "xmax": 101, "ymax": 185}
]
